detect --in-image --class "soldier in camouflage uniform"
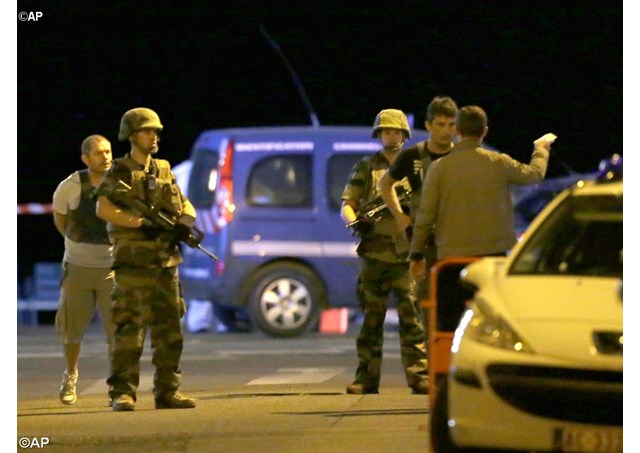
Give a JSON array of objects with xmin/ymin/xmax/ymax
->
[
  {"xmin": 341, "ymin": 109, "xmax": 429, "ymax": 395},
  {"xmin": 96, "ymin": 107, "xmax": 197, "ymax": 411}
]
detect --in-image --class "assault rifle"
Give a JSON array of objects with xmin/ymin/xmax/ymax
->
[
  {"xmin": 111, "ymin": 180, "xmax": 218, "ymax": 261},
  {"xmin": 346, "ymin": 179, "xmax": 412, "ymax": 236}
]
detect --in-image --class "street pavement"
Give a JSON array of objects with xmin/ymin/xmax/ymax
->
[{"xmin": 16, "ymin": 316, "xmax": 432, "ymax": 453}]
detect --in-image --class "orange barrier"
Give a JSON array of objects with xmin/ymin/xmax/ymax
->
[
  {"xmin": 319, "ymin": 308, "xmax": 349, "ymax": 334},
  {"xmin": 420, "ymin": 257, "xmax": 479, "ymax": 408}
]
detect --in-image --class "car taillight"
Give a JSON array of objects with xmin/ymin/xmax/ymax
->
[{"xmin": 215, "ymin": 140, "xmax": 235, "ymax": 229}]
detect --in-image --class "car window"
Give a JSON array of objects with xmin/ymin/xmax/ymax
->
[
  {"xmin": 510, "ymin": 193, "xmax": 623, "ymax": 277},
  {"xmin": 514, "ymin": 190, "xmax": 559, "ymax": 224},
  {"xmin": 327, "ymin": 154, "xmax": 365, "ymax": 211},
  {"xmin": 187, "ymin": 149, "xmax": 219, "ymax": 209},
  {"xmin": 247, "ymin": 155, "xmax": 312, "ymax": 207}
]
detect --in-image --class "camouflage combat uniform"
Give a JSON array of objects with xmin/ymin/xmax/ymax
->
[
  {"xmin": 342, "ymin": 151, "xmax": 428, "ymax": 392},
  {"xmin": 97, "ymin": 154, "xmax": 188, "ymax": 402}
]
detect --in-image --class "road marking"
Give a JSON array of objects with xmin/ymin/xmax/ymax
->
[
  {"xmin": 80, "ymin": 367, "xmax": 349, "ymax": 394},
  {"xmin": 17, "ymin": 347, "xmax": 358, "ymax": 360},
  {"xmin": 247, "ymin": 367, "xmax": 345, "ymax": 385},
  {"xmin": 18, "ymin": 352, "xmax": 62, "ymax": 358}
]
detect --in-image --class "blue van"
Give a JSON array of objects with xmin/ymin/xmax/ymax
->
[{"xmin": 179, "ymin": 126, "xmax": 429, "ymax": 337}]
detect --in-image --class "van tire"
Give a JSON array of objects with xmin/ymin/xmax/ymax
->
[{"xmin": 246, "ymin": 262, "xmax": 322, "ymax": 338}]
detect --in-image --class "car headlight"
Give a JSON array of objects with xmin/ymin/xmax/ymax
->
[{"xmin": 452, "ymin": 302, "xmax": 533, "ymax": 353}]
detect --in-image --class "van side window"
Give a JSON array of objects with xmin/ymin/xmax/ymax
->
[
  {"xmin": 187, "ymin": 149, "xmax": 219, "ymax": 209},
  {"xmin": 327, "ymin": 154, "xmax": 365, "ymax": 211},
  {"xmin": 247, "ymin": 155, "xmax": 312, "ymax": 207}
]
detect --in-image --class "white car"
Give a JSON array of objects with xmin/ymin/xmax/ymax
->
[{"xmin": 431, "ymin": 178, "xmax": 623, "ymax": 453}]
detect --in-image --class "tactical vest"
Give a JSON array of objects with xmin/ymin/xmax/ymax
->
[
  {"xmin": 357, "ymin": 153, "xmax": 410, "ymax": 262},
  {"xmin": 107, "ymin": 156, "xmax": 184, "ymax": 268},
  {"xmin": 65, "ymin": 170, "xmax": 110, "ymax": 244}
]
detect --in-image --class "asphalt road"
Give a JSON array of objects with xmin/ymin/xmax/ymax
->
[{"xmin": 17, "ymin": 321, "xmax": 432, "ymax": 453}]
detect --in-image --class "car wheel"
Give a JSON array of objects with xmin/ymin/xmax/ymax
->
[{"xmin": 247, "ymin": 262, "xmax": 323, "ymax": 338}]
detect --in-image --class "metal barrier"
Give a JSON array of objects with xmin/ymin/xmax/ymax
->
[
  {"xmin": 17, "ymin": 262, "xmax": 61, "ymax": 325},
  {"xmin": 420, "ymin": 257, "xmax": 479, "ymax": 409}
]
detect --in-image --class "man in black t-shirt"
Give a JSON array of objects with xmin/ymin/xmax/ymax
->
[
  {"xmin": 378, "ymin": 96, "xmax": 458, "ymax": 332},
  {"xmin": 379, "ymin": 96, "xmax": 458, "ymax": 238}
]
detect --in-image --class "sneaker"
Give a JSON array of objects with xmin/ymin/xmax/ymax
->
[
  {"xmin": 111, "ymin": 394, "xmax": 135, "ymax": 411},
  {"xmin": 59, "ymin": 370, "xmax": 78, "ymax": 405},
  {"xmin": 346, "ymin": 382, "xmax": 379, "ymax": 394},
  {"xmin": 154, "ymin": 392, "xmax": 196, "ymax": 409},
  {"xmin": 410, "ymin": 379, "xmax": 430, "ymax": 395}
]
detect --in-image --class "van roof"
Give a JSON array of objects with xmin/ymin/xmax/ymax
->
[{"xmin": 192, "ymin": 125, "xmax": 430, "ymax": 153}]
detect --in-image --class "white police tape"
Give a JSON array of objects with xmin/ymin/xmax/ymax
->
[{"xmin": 17, "ymin": 204, "xmax": 53, "ymax": 215}]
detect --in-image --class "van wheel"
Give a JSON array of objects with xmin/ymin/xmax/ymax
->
[{"xmin": 247, "ymin": 262, "xmax": 322, "ymax": 338}]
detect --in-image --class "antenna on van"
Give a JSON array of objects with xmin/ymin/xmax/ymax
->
[{"xmin": 260, "ymin": 25, "xmax": 320, "ymax": 127}]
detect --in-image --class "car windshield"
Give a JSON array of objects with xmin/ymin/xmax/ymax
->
[{"xmin": 509, "ymin": 191, "xmax": 622, "ymax": 277}]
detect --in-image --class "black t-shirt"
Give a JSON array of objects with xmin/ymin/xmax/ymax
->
[
  {"xmin": 388, "ymin": 141, "xmax": 451, "ymax": 192},
  {"xmin": 388, "ymin": 142, "xmax": 425, "ymax": 192}
]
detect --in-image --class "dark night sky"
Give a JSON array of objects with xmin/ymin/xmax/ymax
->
[{"xmin": 16, "ymin": 0, "xmax": 623, "ymax": 270}]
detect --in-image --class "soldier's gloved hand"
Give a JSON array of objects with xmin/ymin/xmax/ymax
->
[{"xmin": 178, "ymin": 214, "xmax": 196, "ymax": 228}]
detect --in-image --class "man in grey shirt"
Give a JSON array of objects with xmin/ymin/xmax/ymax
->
[
  {"xmin": 53, "ymin": 134, "xmax": 115, "ymax": 405},
  {"xmin": 409, "ymin": 105, "xmax": 553, "ymax": 280}
]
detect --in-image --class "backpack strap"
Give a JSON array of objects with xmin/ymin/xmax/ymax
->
[
  {"xmin": 360, "ymin": 155, "xmax": 375, "ymax": 202},
  {"xmin": 152, "ymin": 158, "xmax": 172, "ymax": 180}
]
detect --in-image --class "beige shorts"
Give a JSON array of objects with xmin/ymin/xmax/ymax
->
[{"xmin": 55, "ymin": 262, "xmax": 115, "ymax": 344}]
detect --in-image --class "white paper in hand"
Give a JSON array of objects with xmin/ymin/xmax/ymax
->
[{"xmin": 535, "ymin": 133, "xmax": 557, "ymax": 144}]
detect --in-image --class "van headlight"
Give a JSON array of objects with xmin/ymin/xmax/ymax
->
[{"xmin": 452, "ymin": 302, "xmax": 533, "ymax": 353}]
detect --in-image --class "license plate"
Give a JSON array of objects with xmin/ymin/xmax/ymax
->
[{"xmin": 554, "ymin": 427, "xmax": 623, "ymax": 452}]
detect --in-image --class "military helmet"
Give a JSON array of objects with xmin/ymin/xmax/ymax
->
[
  {"xmin": 118, "ymin": 107, "xmax": 164, "ymax": 141},
  {"xmin": 371, "ymin": 109, "xmax": 411, "ymax": 139}
]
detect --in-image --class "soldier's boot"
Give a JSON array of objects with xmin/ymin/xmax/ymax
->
[
  {"xmin": 59, "ymin": 370, "xmax": 78, "ymax": 405},
  {"xmin": 155, "ymin": 391, "xmax": 196, "ymax": 409},
  {"xmin": 346, "ymin": 382, "xmax": 379, "ymax": 394},
  {"xmin": 112, "ymin": 394, "xmax": 135, "ymax": 411},
  {"xmin": 410, "ymin": 378, "xmax": 430, "ymax": 395}
]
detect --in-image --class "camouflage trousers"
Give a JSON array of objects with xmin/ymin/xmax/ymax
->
[
  {"xmin": 353, "ymin": 257, "xmax": 428, "ymax": 388},
  {"xmin": 106, "ymin": 266, "xmax": 186, "ymax": 401}
]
